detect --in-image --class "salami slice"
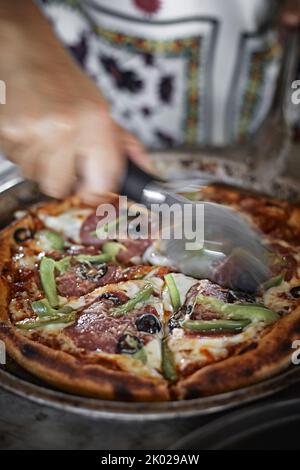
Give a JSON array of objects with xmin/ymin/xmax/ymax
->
[
  {"xmin": 65, "ymin": 296, "xmax": 131, "ymax": 353},
  {"xmin": 80, "ymin": 214, "xmax": 106, "ymax": 247},
  {"xmin": 183, "ymin": 281, "xmax": 228, "ymax": 321},
  {"xmin": 116, "ymin": 239, "xmax": 152, "ymax": 264},
  {"xmin": 56, "ymin": 263, "xmax": 123, "ymax": 297},
  {"xmin": 65, "ymin": 297, "xmax": 157, "ymax": 354}
]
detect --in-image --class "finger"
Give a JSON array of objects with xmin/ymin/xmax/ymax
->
[
  {"xmin": 78, "ymin": 144, "xmax": 125, "ymax": 202},
  {"xmin": 125, "ymin": 142, "xmax": 154, "ymax": 174},
  {"xmin": 76, "ymin": 188, "xmax": 118, "ymax": 206},
  {"xmin": 280, "ymin": 0, "xmax": 300, "ymax": 27},
  {"xmin": 120, "ymin": 129, "xmax": 154, "ymax": 173},
  {"xmin": 39, "ymin": 150, "xmax": 76, "ymax": 198},
  {"xmin": 9, "ymin": 142, "xmax": 42, "ymax": 181}
]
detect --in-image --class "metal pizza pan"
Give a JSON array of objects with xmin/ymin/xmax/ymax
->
[{"xmin": 0, "ymin": 151, "xmax": 299, "ymax": 421}]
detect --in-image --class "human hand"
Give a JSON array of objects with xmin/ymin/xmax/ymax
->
[
  {"xmin": 0, "ymin": 1, "xmax": 151, "ymax": 202},
  {"xmin": 281, "ymin": 0, "xmax": 300, "ymax": 28}
]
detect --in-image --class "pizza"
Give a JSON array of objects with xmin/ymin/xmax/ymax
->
[{"xmin": 0, "ymin": 186, "xmax": 300, "ymax": 402}]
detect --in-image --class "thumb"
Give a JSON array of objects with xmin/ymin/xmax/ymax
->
[{"xmin": 121, "ymin": 130, "xmax": 154, "ymax": 174}]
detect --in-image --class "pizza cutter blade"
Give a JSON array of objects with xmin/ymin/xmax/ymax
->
[{"xmin": 120, "ymin": 160, "xmax": 272, "ymax": 292}]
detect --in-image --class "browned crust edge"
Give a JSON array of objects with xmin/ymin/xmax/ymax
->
[
  {"xmin": 0, "ymin": 320, "xmax": 169, "ymax": 402},
  {"xmin": 173, "ymin": 306, "xmax": 300, "ymax": 399}
]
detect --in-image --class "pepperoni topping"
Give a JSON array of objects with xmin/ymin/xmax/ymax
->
[
  {"xmin": 80, "ymin": 203, "xmax": 119, "ymax": 247},
  {"xmin": 214, "ymin": 255, "xmax": 261, "ymax": 293},
  {"xmin": 65, "ymin": 299, "xmax": 130, "ymax": 353},
  {"xmin": 56, "ymin": 264, "xmax": 123, "ymax": 297},
  {"xmin": 64, "ymin": 297, "xmax": 157, "ymax": 353},
  {"xmin": 182, "ymin": 281, "xmax": 228, "ymax": 321},
  {"xmin": 151, "ymin": 266, "xmax": 173, "ymax": 279},
  {"xmin": 116, "ymin": 239, "xmax": 151, "ymax": 264},
  {"xmin": 185, "ymin": 281, "xmax": 227, "ymax": 304},
  {"xmin": 80, "ymin": 207, "xmax": 151, "ymax": 261},
  {"xmin": 80, "ymin": 214, "xmax": 106, "ymax": 247}
]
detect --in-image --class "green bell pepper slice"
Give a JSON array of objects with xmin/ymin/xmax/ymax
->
[
  {"xmin": 162, "ymin": 340, "xmax": 177, "ymax": 382},
  {"xmin": 102, "ymin": 241, "xmax": 127, "ymax": 260},
  {"xmin": 16, "ymin": 312, "xmax": 76, "ymax": 330},
  {"xmin": 196, "ymin": 294, "xmax": 279, "ymax": 325},
  {"xmin": 31, "ymin": 299, "xmax": 74, "ymax": 317},
  {"xmin": 55, "ymin": 253, "xmax": 112, "ymax": 273},
  {"xmin": 35, "ymin": 230, "xmax": 65, "ymax": 251},
  {"xmin": 133, "ymin": 347, "xmax": 147, "ymax": 364},
  {"xmin": 110, "ymin": 283, "xmax": 154, "ymax": 318},
  {"xmin": 164, "ymin": 273, "xmax": 181, "ymax": 311},
  {"xmin": 263, "ymin": 274, "xmax": 284, "ymax": 291},
  {"xmin": 55, "ymin": 256, "xmax": 72, "ymax": 274},
  {"xmin": 222, "ymin": 304, "xmax": 279, "ymax": 325},
  {"xmin": 196, "ymin": 295, "xmax": 224, "ymax": 312},
  {"xmin": 182, "ymin": 319, "xmax": 251, "ymax": 333},
  {"xmin": 31, "ymin": 299, "xmax": 52, "ymax": 317},
  {"xmin": 40, "ymin": 257, "xmax": 59, "ymax": 308},
  {"xmin": 90, "ymin": 216, "xmax": 127, "ymax": 239},
  {"xmin": 74, "ymin": 254, "xmax": 112, "ymax": 264}
]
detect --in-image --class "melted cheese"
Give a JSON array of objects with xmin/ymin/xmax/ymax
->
[
  {"xmin": 66, "ymin": 279, "xmax": 160, "ymax": 310},
  {"xmin": 263, "ymin": 281, "xmax": 293, "ymax": 312},
  {"xmin": 168, "ymin": 323, "xmax": 265, "ymax": 372},
  {"xmin": 12, "ymin": 252, "xmax": 37, "ymax": 270},
  {"xmin": 144, "ymin": 338, "xmax": 162, "ymax": 372},
  {"xmin": 39, "ymin": 209, "xmax": 92, "ymax": 243},
  {"xmin": 162, "ymin": 273, "xmax": 198, "ymax": 312},
  {"xmin": 102, "ymin": 353, "xmax": 161, "ymax": 378},
  {"xmin": 9, "ymin": 297, "xmax": 33, "ymax": 322}
]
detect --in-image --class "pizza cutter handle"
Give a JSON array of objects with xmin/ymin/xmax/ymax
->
[{"xmin": 119, "ymin": 158, "xmax": 163, "ymax": 202}]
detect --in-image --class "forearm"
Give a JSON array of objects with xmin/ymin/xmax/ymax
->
[
  {"xmin": 0, "ymin": 0, "xmax": 66, "ymax": 63},
  {"xmin": 0, "ymin": 0, "xmax": 50, "ymax": 30},
  {"xmin": 0, "ymin": 0, "xmax": 107, "ymax": 116}
]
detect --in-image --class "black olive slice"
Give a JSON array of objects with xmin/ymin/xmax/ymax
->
[
  {"xmin": 136, "ymin": 314, "xmax": 161, "ymax": 334},
  {"xmin": 99, "ymin": 292, "xmax": 123, "ymax": 305},
  {"xmin": 76, "ymin": 263, "xmax": 107, "ymax": 282},
  {"xmin": 117, "ymin": 334, "xmax": 143, "ymax": 354},
  {"xmin": 14, "ymin": 228, "xmax": 33, "ymax": 244},
  {"xmin": 168, "ymin": 315, "xmax": 180, "ymax": 332},
  {"xmin": 226, "ymin": 290, "xmax": 256, "ymax": 304},
  {"xmin": 290, "ymin": 286, "xmax": 300, "ymax": 299}
]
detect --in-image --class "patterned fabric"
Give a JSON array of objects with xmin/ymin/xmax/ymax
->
[
  {"xmin": 132, "ymin": 0, "xmax": 162, "ymax": 15},
  {"xmin": 39, "ymin": 0, "xmax": 284, "ymax": 148}
]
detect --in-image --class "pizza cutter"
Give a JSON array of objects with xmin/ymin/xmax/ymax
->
[{"xmin": 120, "ymin": 160, "xmax": 272, "ymax": 293}]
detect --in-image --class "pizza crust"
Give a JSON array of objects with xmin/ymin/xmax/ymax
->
[
  {"xmin": 173, "ymin": 304, "xmax": 300, "ymax": 399},
  {"xmin": 0, "ymin": 193, "xmax": 300, "ymax": 402},
  {"xmin": 0, "ymin": 320, "xmax": 169, "ymax": 402}
]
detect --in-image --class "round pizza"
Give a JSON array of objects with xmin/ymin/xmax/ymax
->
[{"xmin": 0, "ymin": 186, "xmax": 300, "ymax": 402}]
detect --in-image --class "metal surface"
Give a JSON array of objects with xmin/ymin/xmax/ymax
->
[
  {"xmin": 1, "ymin": 361, "xmax": 300, "ymax": 421},
  {"xmin": 170, "ymin": 397, "xmax": 300, "ymax": 449},
  {"xmin": 0, "ymin": 154, "xmax": 300, "ymax": 422}
]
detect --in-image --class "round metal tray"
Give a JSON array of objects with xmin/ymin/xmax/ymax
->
[
  {"xmin": 170, "ymin": 397, "xmax": 300, "ymax": 449},
  {"xmin": 1, "ymin": 360, "xmax": 300, "ymax": 421}
]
